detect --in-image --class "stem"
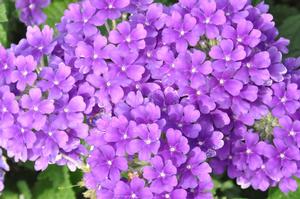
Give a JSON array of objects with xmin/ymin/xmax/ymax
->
[
  {"xmin": 105, "ymin": 22, "xmax": 110, "ymax": 33},
  {"xmin": 112, "ymin": 20, "xmax": 117, "ymax": 29}
]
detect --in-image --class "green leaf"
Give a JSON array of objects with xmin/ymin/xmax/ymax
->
[
  {"xmin": 268, "ymin": 179, "xmax": 300, "ymax": 199},
  {"xmin": 279, "ymin": 14, "xmax": 300, "ymax": 57},
  {"xmin": 32, "ymin": 165, "xmax": 76, "ymax": 199},
  {"xmin": 0, "ymin": 23, "xmax": 8, "ymax": 46},
  {"xmin": 0, "ymin": 3, "xmax": 8, "ymax": 23},
  {"xmin": 270, "ymin": 4, "xmax": 299, "ymax": 26},
  {"xmin": 44, "ymin": 0, "xmax": 76, "ymax": 28}
]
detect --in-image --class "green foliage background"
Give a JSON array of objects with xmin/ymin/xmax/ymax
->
[{"xmin": 1, "ymin": 0, "xmax": 300, "ymax": 198}]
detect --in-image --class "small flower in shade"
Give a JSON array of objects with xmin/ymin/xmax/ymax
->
[
  {"xmin": 279, "ymin": 177, "xmax": 298, "ymax": 193},
  {"xmin": 222, "ymin": 20, "xmax": 261, "ymax": 48},
  {"xmin": 154, "ymin": 189, "xmax": 187, "ymax": 199},
  {"xmin": 235, "ymin": 51, "xmax": 271, "ymax": 85},
  {"xmin": 109, "ymin": 22, "xmax": 147, "ymax": 50},
  {"xmin": 274, "ymin": 116, "xmax": 300, "ymax": 147},
  {"xmin": 87, "ymin": 145, "xmax": 128, "ymax": 181},
  {"xmin": 0, "ymin": 149, "xmax": 9, "ymax": 192},
  {"xmin": 162, "ymin": 11, "xmax": 201, "ymax": 52},
  {"xmin": 127, "ymin": 123, "xmax": 161, "ymax": 161},
  {"xmin": 16, "ymin": 0, "xmax": 50, "ymax": 25},
  {"xmin": 110, "ymin": 49, "xmax": 145, "ymax": 81},
  {"xmin": 0, "ymin": 87, "xmax": 19, "ymax": 128},
  {"xmin": 270, "ymin": 82, "xmax": 300, "ymax": 117},
  {"xmin": 191, "ymin": 0, "xmax": 226, "ymax": 38},
  {"xmin": 179, "ymin": 147, "xmax": 212, "ymax": 189},
  {"xmin": 53, "ymin": 96, "xmax": 86, "ymax": 129},
  {"xmin": 232, "ymin": 133, "xmax": 263, "ymax": 171},
  {"xmin": 167, "ymin": 104, "xmax": 201, "ymax": 138},
  {"xmin": 18, "ymin": 88, "xmax": 54, "ymax": 130},
  {"xmin": 26, "ymin": 25, "xmax": 56, "ymax": 58},
  {"xmin": 103, "ymin": 115, "xmax": 137, "ymax": 156},
  {"xmin": 11, "ymin": 55, "xmax": 37, "ymax": 91},
  {"xmin": 0, "ymin": 46, "xmax": 15, "ymax": 84},
  {"xmin": 64, "ymin": 1, "xmax": 103, "ymax": 37},
  {"xmin": 38, "ymin": 63, "xmax": 75, "ymax": 99},
  {"xmin": 87, "ymin": 70, "xmax": 124, "ymax": 104},
  {"xmin": 91, "ymin": 0, "xmax": 130, "ymax": 20},
  {"xmin": 268, "ymin": 47, "xmax": 287, "ymax": 82},
  {"xmin": 75, "ymin": 35, "xmax": 108, "ymax": 74},
  {"xmin": 114, "ymin": 177, "xmax": 153, "ymax": 199},
  {"xmin": 209, "ymin": 39, "xmax": 246, "ymax": 72},
  {"xmin": 160, "ymin": 128, "xmax": 190, "ymax": 167},
  {"xmin": 143, "ymin": 156, "xmax": 177, "ymax": 193}
]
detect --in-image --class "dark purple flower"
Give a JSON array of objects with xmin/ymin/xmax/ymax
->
[
  {"xmin": 143, "ymin": 156, "xmax": 177, "ymax": 193},
  {"xmin": 114, "ymin": 178, "xmax": 153, "ymax": 199}
]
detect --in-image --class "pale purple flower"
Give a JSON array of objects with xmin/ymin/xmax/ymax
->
[
  {"xmin": 0, "ymin": 87, "xmax": 19, "ymax": 129},
  {"xmin": 109, "ymin": 22, "xmax": 147, "ymax": 50},
  {"xmin": 38, "ymin": 63, "xmax": 75, "ymax": 99},
  {"xmin": 11, "ymin": 55, "xmax": 37, "ymax": 91},
  {"xmin": 18, "ymin": 88, "xmax": 54, "ymax": 130},
  {"xmin": 0, "ymin": 46, "xmax": 15, "ymax": 84},
  {"xmin": 91, "ymin": 0, "xmax": 130, "ymax": 20}
]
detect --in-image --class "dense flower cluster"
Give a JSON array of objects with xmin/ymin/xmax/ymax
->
[{"xmin": 3, "ymin": 0, "xmax": 300, "ymax": 198}]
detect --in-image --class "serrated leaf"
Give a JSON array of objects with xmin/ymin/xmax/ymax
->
[
  {"xmin": 279, "ymin": 14, "xmax": 300, "ymax": 57},
  {"xmin": 44, "ymin": 0, "xmax": 76, "ymax": 28},
  {"xmin": 32, "ymin": 165, "xmax": 76, "ymax": 199}
]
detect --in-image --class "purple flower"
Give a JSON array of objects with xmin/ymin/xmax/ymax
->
[
  {"xmin": 274, "ymin": 116, "xmax": 300, "ymax": 147},
  {"xmin": 0, "ymin": 87, "xmax": 19, "ymax": 129},
  {"xmin": 167, "ymin": 104, "xmax": 201, "ymax": 138},
  {"xmin": 53, "ymin": 96, "xmax": 86, "ymax": 129},
  {"xmin": 154, "ymin": 189, "xmax": 187, "ymax": 199},
  {"xmin": 270, "ymin": 82, "xmax": 300, "ymax": 117},
  {"xmin": 222, "ymin": 20, "xmax": 261, "ymax": 48},
  {"xmin": 18, "ymin": 88, "xmax": 54, "ymax": 130},
  {"xmin": 127, "ymin": 123, "xmax": 161, "ymax": 160},
  {"xmin": 87, "ymin": 145, "xmax": 128, "ymax": 181},
  {"xmin": 235, "ymin": 51, "xmax": 271, "ymax": 85},
  {"xmin": 0, "ymin": 46, "xmax": 15, "ymax": 84},
  {"xmin": 0, "ymin": 149, "xmax": 9, "ymax": 192},
  {"xmin": 110, "ymin": 49, "xmax": 145, "ymax": 81},
  {"xmin": 65, "ymin": 1, "xmax": 103, "ymax": 37},
  {"xmin": 75, "ymin": 35, "xmax": 108, "ymax": 74},
  {"xmin": 179, "ymin": 147, "xmax": 212, "ymax": 189},
  {"xmin": 103, "ymin": 115, "xmax": 137, "ymax": 156},
  {"xmin": 38, "ymin": 63, "xmax": 75, "ymax": 99},
  {"xmin": 109, "ymin": 22, "xmax": 147, "ymax": 50},
  {"xmin": 209, "ymin": 39, "xmax": 246, "ymax": 72},
  {"xmin": 26, "ymin": 25, "xmax": 56, "ymax": 58},
  {"xmin": 143, "ymin": 156, "xmax": 177, "ymax": 193},
  {"xmin": 162, "ymin": 11, "xmax": 201, "ymax": 52},
  {"xmin": 192, "ymin": 0, "xmax": 226, "ymax": 38},
  {"xmin": 16, "ymin": 0, "xmax": 50, "ymax": 25},
  {"xmin": 114, "ymin": 178, "xmax": 153, "ymax": 199},
  {"xmin": 232, "ymin": 133, "xmax": 263, "ymax": 171},
  {"xmin": 11, "ymin": 55, "xmax": 37, "ymax": 91},
  {"xmin": 87, "ymin": 70, "xmax": 124, "ymax": 103},
  {"xmin": 160, "ymin": 128, "xmax": 190, "ymax": 167},
  {"xmin": 91, "ymin": 0, "xmax": 130, "ymax": 20}
]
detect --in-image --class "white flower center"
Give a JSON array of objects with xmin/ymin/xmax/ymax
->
[
  {"xmin": 93, "ymin": 54, "xmax": 98, "ymax": 59},
  {"xmin": 280, "ymin": 153, "xmax": 285, "ymax": 159},
  {"xmin": 131, "ymin": 193, "xmax": 137, "ymax": 198},
  {"xmin": 281, "ymin": 97, "xmax": 287, "ymax": 103},
  {"xmin": 261, "ymin": 164, "xmax": 265, "ymax": 169},
  {"xmin": 196, "ymin": 90, "xmax": 201, "ymax": 96},
  {"xmin": 22, "ymin": 71, "xmax": 28, "ymax": 76},
  {"xmin": 2, "ymin": 107, "xmax": 7, "ymax": 112},
  {"xmin": 106, "ymin": 81, "xmax": 111, "ymax": 87},
  {"xmin": 21, "ymin": 128, "xmax": 25, "ymax": 133},
  {"xmin": 246, "ymin": 63, "xmax": 251, "ymax": 68},
  {"xmin": 126, "ymin": 36, "xmax": 131, "ymax": 43},
  {"xmin": 219, "ymin": 79, "xmax": 225, "ymax": 85},
  {"xmin": 165, "ymin": 194, "xmax": 170, "ymax": 198},
  {"xmin": 171, "ymin": 63, "xmax": 175, "ymax": 68},
  {"xmin": 225, "ymin": 56, "xmax": 231, "ymax": 61},
  {"xmin": 289, "ymin": 130, "xmax": 296, "ymax": 136},
  {"xmin": 160, "ymin": 172, "xmax": 166, "ymax": 177},
  {"xmin": 48, "ymin": 131, "xmax": 53, "ymax": 136},
  {"xmin": 3, "ymin": 64, "xmax": 8, "ymax": 69},
  {"xmin": 145, "ymin": 139, "xmax": 151, "ymax": 145},
  {"xmin": 121, "ymin": 66, "xmax": 126, "ymax": 71},
  {"xmin": 29, "ymin": 3, "xmax": 35, "ymax": 10},
  {"xmin": 170, "ymin": 147, "xmax": 176, "ymax": 152},
  {"xmin": 237, "ymin": 37, "xmax": 243, "ymax": 42},
  {"xmin": 204, "ymin": 18, "xmax": 210, "ymax": 24},
  {"xmin": 107, "ymin": 160, "xmax": 112, "ymax": 165},
  {"xmin": 191, "ymin": 67, "xmax": 197, "ymax": 73},
  {"xmin": 180, "ymin": 30, "xmax": 185, "ymax": 36},
  {"xmin": 53, "ymin": 80, "xmax": 59, "ymax": 85},
  {"xmin": 146, "ymin": 52, "xmax": 152, "ymax": 58},
  {"xmin": 64, "ymin": 108, "xmax": 69, "ymax": 113},
  {"xmin": 33, "ymin": 106, "xmax": 39, "ymax": 111},
  {"xmin": 186, "ymin": 165, "xmax": 192, "ymax": 169},
  {"xmin": 123, "ymin": 134, "xmax": 128, "ymax": 139},
  {"xmin": 108, "ymin": 4, "xmax": 113, "ymax": 9},
  {"xmin": 246, "ymin": 149, "xmax": 252, "ymax": 154}
]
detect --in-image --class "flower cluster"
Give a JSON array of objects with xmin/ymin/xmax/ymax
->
[{"xmin": 1, "ymin": 0, "xmax": 300, "ymax": 197}]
